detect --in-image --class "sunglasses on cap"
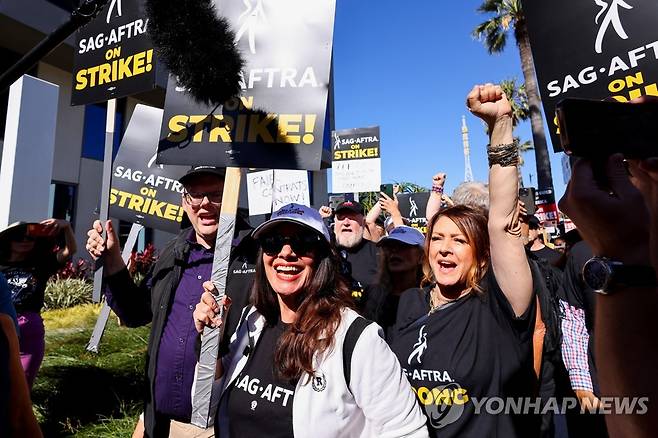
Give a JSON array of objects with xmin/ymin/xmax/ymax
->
[{"xmin": 259, "ymin": 233, "xmax": 324, "ymax": 256}]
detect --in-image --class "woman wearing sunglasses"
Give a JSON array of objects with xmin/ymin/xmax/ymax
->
[
  {"xmin": 194, "ymin": 203, "xmax": 428, "ymax": 438},
  {"xmin": 0, "ymin": 219, "xmax": 76, "ymax": 388}
]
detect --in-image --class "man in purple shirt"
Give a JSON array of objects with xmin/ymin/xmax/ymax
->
[{"xmin": 86, "ymin": 166, "xmax": 254, "ymax": 438}]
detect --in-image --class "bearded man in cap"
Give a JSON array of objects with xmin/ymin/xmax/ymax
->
[
  {"xmin": 86, "ymin": 166, "xmax": 254, "ymax": 438},
  {"xmin": 332, "ymin": 201, "xmax": 380, "ymax": 307}
]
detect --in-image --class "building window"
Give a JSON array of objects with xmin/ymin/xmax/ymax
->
[
  {"xmin": 118, "ymin": 220, "xmax": 153, "ymax": 252},
  {"xmin": 49, "ymin": 182, "xmax": 77, "ymax": 226},
  {"xmin": 81, "ymin": 102, "xmax": 124, "ymax": 161}
]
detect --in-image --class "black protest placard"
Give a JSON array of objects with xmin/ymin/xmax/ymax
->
[
  {"xmin": 332, "ymin": 127, "xmax": 381, "ymax": 161},
  {"xmin": 155, "ymin": 0, "xmax": 335, "ymax": 170},
  {"xmin": 522, "ymin": 0, "xmax": 658, "ymax": 151},
  {"xmin": 110, "ymin": 104, "xmax": 189, "ymax": 233},
  {"xmin": 72, "ymin": 0, "xmax": 157, "ymax": 106},
  {"xmin": 397, "ymin": 192, "xmax": 430, "ymax": 234}
]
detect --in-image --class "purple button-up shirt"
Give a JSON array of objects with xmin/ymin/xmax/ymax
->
[{"xmin": 153, "ymin": 238, "xmax": 213, "ymax": 421}]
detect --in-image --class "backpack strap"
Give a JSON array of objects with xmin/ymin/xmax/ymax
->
[
  {"xmin": 343, "ymin": 316, "xmax": 374, "ymax": 393},
  {"xmin": 236, "ymin": 305, "xmax": 253, "ymax": 331}
]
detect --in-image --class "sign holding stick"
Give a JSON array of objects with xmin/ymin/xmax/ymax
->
[
  {"xmin": 191, "ymin": 167, "xmax": 241, "ymax": 428},
  {"xmin": 92, "ymin": 98, "xmax": 117, "ymax": 303},
  {"xmin": 86, "ymin": 223, "xmax": 144, "ymax": 352}
]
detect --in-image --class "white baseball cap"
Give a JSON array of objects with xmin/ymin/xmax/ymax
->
[
  {"xmin": 378, "ymin": 225, "xmax": 425, "ymax": 247},
  {"xmin": 252, "ymin": 203, "xmax": 331, "ymax": 242}
]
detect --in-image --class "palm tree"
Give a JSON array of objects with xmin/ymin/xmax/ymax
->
[
  {"xmin": 394, "ymin": 182, "xmax": 429, "ymax": 194},
  {"xmin": 473, "ymin": 0, "xmax": 554, "ymax": 192},
  {"xmin": 500, "ymin": 78, "xmax": 529, "ymax": 127},
  {"xmin": 483, "ymin": 78, "xmax": 534, "ymax": 185}
]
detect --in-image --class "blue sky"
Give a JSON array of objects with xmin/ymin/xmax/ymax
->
[{"xmin": 331, "ymin": 0, "xmax": 568, "ymax": 199}]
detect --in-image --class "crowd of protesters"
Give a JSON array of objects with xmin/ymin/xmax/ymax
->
[{"xmin": 2, "ymin": 84, "xmax": 658, "ymax": 438}]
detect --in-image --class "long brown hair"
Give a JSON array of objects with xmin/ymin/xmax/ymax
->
[
  {"xmin": 422, "ymin": 205, "xmax": 490, "ymax": 294},
  {"xmin": 252, "ymin": 243, "xmax": 352, "ymax": 381}
]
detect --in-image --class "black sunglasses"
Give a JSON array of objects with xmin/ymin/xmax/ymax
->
[{"xmin": 259, "ymin": 233, "xmax": 324, "ymax": 256}]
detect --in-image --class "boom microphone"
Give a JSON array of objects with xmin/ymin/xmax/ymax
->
[{"xmin": 145, "ymin": 0, "xmax": 245, "ymax": 106}]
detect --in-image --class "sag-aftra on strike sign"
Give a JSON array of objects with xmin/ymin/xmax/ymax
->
[
  {"xmin": 331, "ymin": 126, "xmax": 381, "ymax": 193},
  {"xmin": 522, "ymin": 0, "xmax": 658, "ymax": 151},
  {"xmin": 72, "ymin": 0, "xmax": 157, "ymax": 105}
]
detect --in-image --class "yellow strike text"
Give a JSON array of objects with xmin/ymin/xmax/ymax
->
[
  {"xmin": 166, "ymin": 113, "xmax": 317, "ymax": 145},
  {"xmin": 75, "ymin": 49, "xmax": 153, "ymax": 90},
  {"xmin": 333, "ymin": 147, "xmax": 379, "ymax": 160},
  {"xmin": 110, "ymin": 188, "xmax": 183, "ymax": 222}
]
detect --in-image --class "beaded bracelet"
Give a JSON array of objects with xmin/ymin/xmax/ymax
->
[
  {"xmin": 487, "ymin": 140, "xmax": 519, "ymax": 167},
  {"xmin": 431, "ymin": 186, "xmax": 444, "ymax": 194}
]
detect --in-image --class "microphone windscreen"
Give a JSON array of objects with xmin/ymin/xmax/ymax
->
[{"xmin": 146, "ymin": 0, "xmax": 245, "ymax": 106}]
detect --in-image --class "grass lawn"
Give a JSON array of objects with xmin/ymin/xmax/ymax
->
[{"xmin": 32, "ymin": 304, "xmax": 150, "ymax": 437}]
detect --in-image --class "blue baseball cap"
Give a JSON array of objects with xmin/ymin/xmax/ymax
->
[
  {"xmin": 252, "ymin": 203, "xmax": 331, "ymax": 242},
  {"xmin": 377, "ymin": 225, "xmax": 425, "ymax": 247}
]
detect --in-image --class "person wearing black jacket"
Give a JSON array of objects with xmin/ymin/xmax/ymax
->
[
  {"xmin": 85, "ymin": 166, "xmax": 254, "ymax": 438},
  {"xmin": 332, "ymin": 201, "xmax": 380, "ymax": 310}
]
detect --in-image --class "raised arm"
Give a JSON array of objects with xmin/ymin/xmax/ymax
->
[
  {"xmin": 467, "ymin": 84, "xmax": 532, "ymax": 316},
  {"xmin": 379, "ymin": 193, "xmax": 404, "ymax": 228},
  {"xmin": 364, "ymin": 200, "xmax": 383, "ymax": 241},
  {"xmin": 40, "ymin": 218, "xmax": 77, "ymax": 264},
  {"xmin": 425, "ymin": 172, "xmax": 446, "ymax": 222}
]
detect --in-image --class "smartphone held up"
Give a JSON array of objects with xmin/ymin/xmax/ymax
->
[{"xmin": 556, "ymin": 97, "xmax": 658, "ymax": 159}]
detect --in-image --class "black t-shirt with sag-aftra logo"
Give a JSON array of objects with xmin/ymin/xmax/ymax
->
[
  {"xmin": 389, "ymin": 269, "xmax": 540, "ymax": 438},
  {"xmin": 226, "ymin": 318, "xmax": 297, "ymax": 438}
]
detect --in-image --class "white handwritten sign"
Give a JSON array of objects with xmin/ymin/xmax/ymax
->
[{"xmin": 247, "ymin": 169, "xmax": 310, "ymax": 215}]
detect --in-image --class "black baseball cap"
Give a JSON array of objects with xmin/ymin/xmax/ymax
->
[
  {"xmin": 334, "ymin": 201, "xmax": 364, "ymax": 215},
  {"xmin": 178, "ymin": 166, "xmax": 226, "ymax": 186}
]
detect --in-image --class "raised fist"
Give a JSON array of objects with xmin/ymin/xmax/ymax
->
[{"xmin": 466, "ymin": 83, "xmax": 512, "ymax": 127}]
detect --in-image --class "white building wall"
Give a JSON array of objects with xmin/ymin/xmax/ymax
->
[{"xmin": 37, "ymin": 62, "xmax": 84, "ymax": 185}]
